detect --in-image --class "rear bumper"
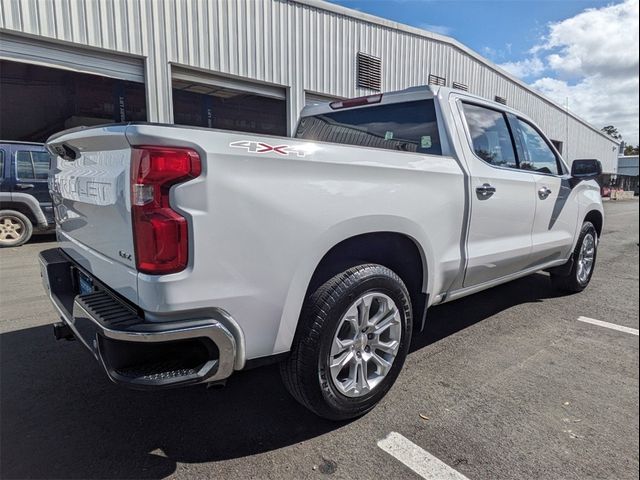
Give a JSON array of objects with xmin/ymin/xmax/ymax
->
[{"xmin": 39, "ymin": 248, "xmax": 237, "ymax": 389}]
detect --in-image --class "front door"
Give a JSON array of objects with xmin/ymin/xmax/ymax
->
[
  {"xmin": 457, "ymin": 101, "xmax": 537, "ymax": 287},
  {"xmin": 513, "ymin": 118, "xmax": 578, "ymax": 266}
]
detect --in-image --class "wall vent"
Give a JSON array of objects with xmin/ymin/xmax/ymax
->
[
  {"xmin": 452, "ymin": 82, "xmax": 468, "ymax": 91},
  {"xmin": 428, "ymin": 74, "xmax": 446, "ymax": 86},
  {"xmin": 356, "ymin": 52, "xmax": 382, "ymax": 91},
  {"xmin": 494, "ymin": 95, "xmax": 507, "ymax": 105}
]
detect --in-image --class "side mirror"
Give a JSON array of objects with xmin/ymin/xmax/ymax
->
[{"xmin": 571, "ymin": 159, "xmax": 602, "ymax": 180}]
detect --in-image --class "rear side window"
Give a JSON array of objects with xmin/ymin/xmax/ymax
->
[
  {"xmin": 16, "ymin": 151, "xmax": 52, "ymax": 180},
  {"xmin": 516, "ymin": 119, "xmax": 560, "ymax": 175},
  {"xmin": 295, "ymin": 100, "xmax": 442, "ymax": 156},
  {"xmin": 462, "ymin": 103, "xmax": 517, "ymax": 169},
  {"xmin": 0, "ymin": 150, "xmax": 4, "ymax": 178}
]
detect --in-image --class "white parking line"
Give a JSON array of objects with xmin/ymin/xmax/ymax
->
[
  {"xmin": 377, "ymin": 432, "xmax": 470, "ymax": 480},
  {"xmin": 577, "ymin": 316, "xmax": 639, "ymax": 336}
]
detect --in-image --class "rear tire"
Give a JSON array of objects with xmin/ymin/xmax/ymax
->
[
  {"xmin": 550, "ymin": 221, "xmax": 598, "ymax": 293},
  {"xmin": 0, "ymin": 210, "xmax": 33, "ymax": 247},
  {"xmin": 280, "ymin": 264, "xmax": 412, "ymax": 420}
]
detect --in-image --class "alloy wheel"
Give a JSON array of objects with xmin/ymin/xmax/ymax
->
[
  {"xmin": 0, "ymin": 216, "xmax": 26, "ymax": 245},
  {"xmin": 328, "ymin": 292, "xmax": 402, "ymax": 398},
  {"xmin": 577, "ymin": 233, "xmax": 596, "ymax": 284}
]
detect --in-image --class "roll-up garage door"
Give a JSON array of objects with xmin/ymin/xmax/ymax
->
[
  {"xmin": 0, "ymin": 33, "xmax": 144, "ymax": 83},
  {"xmin": 172, "ymin": 67, "xmax": 285, "ymax": 100},
  {"xmin": 171, "ymin": 66, "xmax": 287, "ymax": 135}
]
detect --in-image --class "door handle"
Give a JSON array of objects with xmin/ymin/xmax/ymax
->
[
  {"xmin": 15, "ymin": 183, "xmax": 35, "ymax": 189},
  {"xmin": 538, "ymin": 186, "xmax": 552, "ymax": 200},
  {"xmin": 476, "ymin": 183, "xmax": 496, "ymax": 198}
]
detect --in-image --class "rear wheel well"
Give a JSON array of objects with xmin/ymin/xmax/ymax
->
[
  {"xmin": 305, "ymin": 232, "xmax": 428, "ymax": 331},
  {"xmin": 584, "ymin": 210, "xmax": 603, "ymax": 237},
  {"xmin": 0, "ymin": 202, "xmax": 37, "ymax": 225}
]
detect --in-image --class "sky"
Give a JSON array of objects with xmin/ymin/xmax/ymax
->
[{"xmin": 330, "ymin": 0, "xmax": 640, "ymax": 145}]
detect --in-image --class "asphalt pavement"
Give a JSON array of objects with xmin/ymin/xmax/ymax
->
[{"xmin": 0, "ymin": 199, "xmax": 638, "ymax": 479}]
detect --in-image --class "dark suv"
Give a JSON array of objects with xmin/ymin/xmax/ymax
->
[{"xmin": 0, "ymin": 141, "xmax": 55, "ymax": 247}]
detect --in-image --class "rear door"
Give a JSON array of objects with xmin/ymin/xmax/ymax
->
[
  {"xmin": 512, "ymin": 117, "xmax": 578, "ymax": 265},
  {"xmin": 12, "ymin": 146, "xmax": 55, "ymax": 225},
  {"xmin": 456, "ymin": 101, "xmax": 536, "ymax": 287},
  {"xmin": 0, "ymin": 145, "xmax": 9, "ymax": 193},
  {"xmin": 12, "ymin": 147, "xmax": 52, "ymax": 204}
]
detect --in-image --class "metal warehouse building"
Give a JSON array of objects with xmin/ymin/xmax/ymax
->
[{"xmin": 0, "ymin": 0, "xmax": 619, "ymax": 172}]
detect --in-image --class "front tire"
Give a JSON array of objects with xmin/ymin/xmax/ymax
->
[
  {"xmin": 0, "ymin": 210, "xmax": 33, "ymax": 248},
  {"xmin": 550, "ymin": 221, "xmax": 598, "ymax": 293},
  {"xmin": 280, "ymin": 264, "xmax": 412, "ymax": 420}
]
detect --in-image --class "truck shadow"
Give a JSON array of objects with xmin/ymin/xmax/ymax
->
[
  {"xmin": 411, "ymin": 272, "xmax": 563, "ymax": 352},
  {"xmin": 27, "ymin": 233, "xmax": 57, "ymax": 244},
  {"xmin": 0, "ymin": 326, "xmax": 336, "ymax": 479},
  {"xmin": 0, "ymin": 273, "xmax": 562, "ymax": 479}
]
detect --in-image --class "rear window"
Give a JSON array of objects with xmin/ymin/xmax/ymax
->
[
  {"xmin": 462, "ymin": 103, "xmax": 517, "ymax": 169},
  {"xmin": 295, "ymin": 99, "xmax": 442, "ymax": 156},
  {"xmin": 16, "ymin": 150, "xmax": 52, "ymax": 180}
]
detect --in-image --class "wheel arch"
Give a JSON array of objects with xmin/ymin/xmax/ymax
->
[
  {"xmin": 0, "ymin": 202, "xmax": 38, "ymax": 225},
  {"xmin": 274, "ymin": 217, "xmax": 435, "ymax": 354},
  {"xmin": 0, "ymin": 193, "xmax": 47, "ymax": 228},
  {"xmin": 584, "ymin": 209, "xmax": 603, "ymax": 237},
  {"xmin": 304, "ymin": 232, "xmax": 428, "ymax": 303}
]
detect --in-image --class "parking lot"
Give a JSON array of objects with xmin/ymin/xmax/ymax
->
[{"xmin": 0, "ymin": 199, "xmax": 637, "ymax": 480}]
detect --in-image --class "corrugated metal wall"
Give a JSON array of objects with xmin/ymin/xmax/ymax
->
[{"xmin": 0, "ymin": 0, "xmax": 618, "ymax": 171}]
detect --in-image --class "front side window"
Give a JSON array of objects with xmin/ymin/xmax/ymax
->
[
  {"xmin": 16, "ymin": 151, "xmax": 52, "ymax": 180},
  {"xmin": 296, "ymin": 99, "xmax": 442, "ymax": 156},
  {"xmin": 0, "ymin": 150, "xmax": 5, "ymax": 178},
  {"xmin": 462, "ymin": 103, "xmax": 517, "ymax": 169},
  {"xmin": 516, "ymin": 120, "xmax": 560, "ymax": 175}
]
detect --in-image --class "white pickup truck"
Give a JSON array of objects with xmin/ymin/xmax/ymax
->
[{"xmin": 40, "ymin": 86, "xmax": 603, "ymax": 420}]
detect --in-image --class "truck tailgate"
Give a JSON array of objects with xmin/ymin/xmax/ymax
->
[{"xmin": 47, "ymin": 125, "xmax": 138, "ymax": 303}]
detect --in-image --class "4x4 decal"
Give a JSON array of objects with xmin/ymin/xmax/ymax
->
[{"xmin": 229, "ymin": 140, "xmax": 308, "ymax": 157}]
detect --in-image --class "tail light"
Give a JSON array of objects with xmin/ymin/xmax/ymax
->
[{"xmin": 130, "ymin": 146, "xmax": 201, "ymax": 274}]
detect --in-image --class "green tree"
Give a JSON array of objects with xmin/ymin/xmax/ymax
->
[
  {"xmin": 601, "ymin": 125, "xmax": 623, "ymax": 140},
  {"xmin": 624, "ymin": 144, "xmax": 640, "ymax": 155}
]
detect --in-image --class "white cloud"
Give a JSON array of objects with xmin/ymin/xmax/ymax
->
[
  {"xmin": 541, "ymin": 0, "xmax": 639, "ymax": 79},
  {"xmin": 482, "ymin": 46, "xmax": 498, "ymax": 59},
  {"xmin": 499, "ymin": 57, "xmax": 545, "ymax": 79},
  {"xmin": 532, "ymin": 75, "xmax": 639, "ymax": 145},
  {"xmin": 418, "ymin": 23, "xmax": 452, "ymax": 35},
  {"xmin": 507, "ymin": 0, "xmax": 639, "ymax": 144}
]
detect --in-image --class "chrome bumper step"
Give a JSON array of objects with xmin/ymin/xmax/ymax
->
[{"xmin": 39, "ymin": 248, "xmax": 237, "ymax": 390}]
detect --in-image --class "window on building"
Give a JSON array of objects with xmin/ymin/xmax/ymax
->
[
  {"xmin": 516, "ymin": 119, "xmax": 560, "ymax": 175},
  {"xmin": 296, "ymin": 99, "xmax": 442, "ymax": 156},
  {"xmin": 550, "ymin": 140, "xmax": 563, "ymax": 155},
  {"xmin": 452, "ymin": 82, "xmax": 468, "ymax": 91},
  {"xmin": 494, "ymin": 96, "xmax": 507, "ymax": 105},
  {"xmin": 462, "ymin": 103, "xmax": 517, "ymax": 169},
  {"xmin": 16, "ymin": 150, "xmax": 51, "ymax": 180}
]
